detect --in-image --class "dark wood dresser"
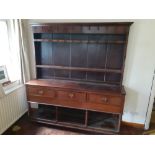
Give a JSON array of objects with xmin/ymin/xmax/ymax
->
[{"xmin": 26, "ymin": 22, "xmax": 132, "ymax": 134}]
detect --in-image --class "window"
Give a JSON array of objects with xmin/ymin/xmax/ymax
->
[{"xmin": 0, "ymin": 20, "xmax": 21, "ymax": 83}]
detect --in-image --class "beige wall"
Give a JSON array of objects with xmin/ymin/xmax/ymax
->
[{"xmin": 26, "ymin": 19, "xmax": 155, "ymax": 128}]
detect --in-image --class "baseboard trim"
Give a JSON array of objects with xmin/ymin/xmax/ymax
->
[{"xmin": 122, "ymin": 121, "xmax": 144, "ymax": 129}]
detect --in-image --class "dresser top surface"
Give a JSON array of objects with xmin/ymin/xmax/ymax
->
[{"xmin": 26, "ymin": 79, "xmax": 125, "ymax": 95}]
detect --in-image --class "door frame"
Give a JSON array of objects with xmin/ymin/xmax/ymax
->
[{"xmin": 145, "ymin": 69, "xmax": 155, "ymax": 129}]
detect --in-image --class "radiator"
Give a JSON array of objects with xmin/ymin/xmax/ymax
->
[{"xmin": 0, "ymin": 85, "xmax": 28, "ymax": 134}]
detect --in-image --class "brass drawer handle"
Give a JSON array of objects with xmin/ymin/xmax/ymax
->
[
  {"xmin": 68, "ymin": 93, "xmax": 74, "ymax": 98},
  {"xmin": 101, "ymin": 97, "xmax": 108, "ymax": 103},
  {"xmin": 38, "ymin": 90, "xmax": 44, "ymax": 95}
]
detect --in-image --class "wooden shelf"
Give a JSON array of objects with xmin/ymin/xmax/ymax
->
[
  {"xmin": 37, "ymin": 77, "xmax": 121, "ymax": 86},
  {"xmin": 29, "ymin": 105, "xmax": 119, "ymax": 133},
  {"xmin": 34, "ymin": 39, "xmax": 125, "ymax": 44},
  {"xmin": 36, "ymin": 65, "xmax": 122, "ymax": 73}
]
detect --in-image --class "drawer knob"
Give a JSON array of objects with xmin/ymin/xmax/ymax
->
[
  {"xmin": 101, "ymin": 97, "xmax": 108, "ymax": 103},
  {"xmin": 69, "ymin": 93, "xmax": 74, "ymax": 98},
  {"xmin": 38, "ymin": 90, "xmax": 44, "ymax": 94}
]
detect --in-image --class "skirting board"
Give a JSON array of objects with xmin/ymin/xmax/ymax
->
[{"xmin": 122, "ymin": 121, "xmax": 144, "ymax": 129}]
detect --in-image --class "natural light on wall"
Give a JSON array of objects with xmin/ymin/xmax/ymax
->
[{"xmin": 0, "ymin": 20, "xmax": 21, "ymax": 82}]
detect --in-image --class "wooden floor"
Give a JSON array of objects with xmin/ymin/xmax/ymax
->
[{"xmin": 4, "ymin": 113, "xmax": 155, "ymax": 135}]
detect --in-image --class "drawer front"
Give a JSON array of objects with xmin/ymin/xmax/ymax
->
[
  {"xmin": 27, "ymin": 85, "xmax": 124, "ymax": 113},
  {"xmin": 27, "ymin": 86, "xmax": 55, "ymax": 98},
  {"xmin": 87, "ymin": 93, "xmax": 122, "ymax": 106},
  {"xmin": 27, "ymin": 86, "xmax": 86, "ymax": 109},
  {"xmin": 86, "ymin": 93, "xmax": 124, "ymax": 113},
  {"xmin": 27, "ymin": 86, "xmax": 86, "ymax": 103},
  {"xmin": 57, "ymin": 90, "xmax": 86, "ymax": 102}
]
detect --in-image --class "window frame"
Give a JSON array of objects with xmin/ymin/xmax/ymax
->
[{"xmin": 0, "ymin": 19, "xmax": 22, "ymax": 83}]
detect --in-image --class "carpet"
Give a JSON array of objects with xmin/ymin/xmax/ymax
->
[
  {"xmin": 143, "ymin": 111, "xmax": 155, "ymax": 135},
  {"xmin": 143, "ymin": 130, "xmax": 155, "ymax": 135},
  {"xmin": 151, "ymin": 111, "xmax": 155, "ymax": 123}
]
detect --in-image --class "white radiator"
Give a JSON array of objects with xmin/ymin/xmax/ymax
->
[{"xmin": 0, "ymin": 85, "xmax": 28, "ymax": 134}]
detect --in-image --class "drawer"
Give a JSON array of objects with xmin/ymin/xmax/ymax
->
[
  {"xmin": 57, "ymin": 90, "xmax": 86, "ymax": 102},
  {"xmin": 27, "ymin": 86, "xmax": 86, "ymax": 106},
  {"xmin": 27, "ymin": 86, "xmax": 56, "ymax": 98},
  {"xmin": 87, "ymin": 93, "xmax": 122, "ymax": 106}
]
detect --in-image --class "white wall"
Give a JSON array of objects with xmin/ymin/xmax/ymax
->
[
  {"xmin": 26, "ymin": 19, "xmax": 155, "ymax": 127},
  {"xmin": 123, "ymin": 20, "xmax": 155, "ymax": 126}
]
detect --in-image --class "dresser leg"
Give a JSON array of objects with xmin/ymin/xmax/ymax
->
[{"xmin": 85, "ymin": 110, "xmax": 88, "ymax": 127}]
